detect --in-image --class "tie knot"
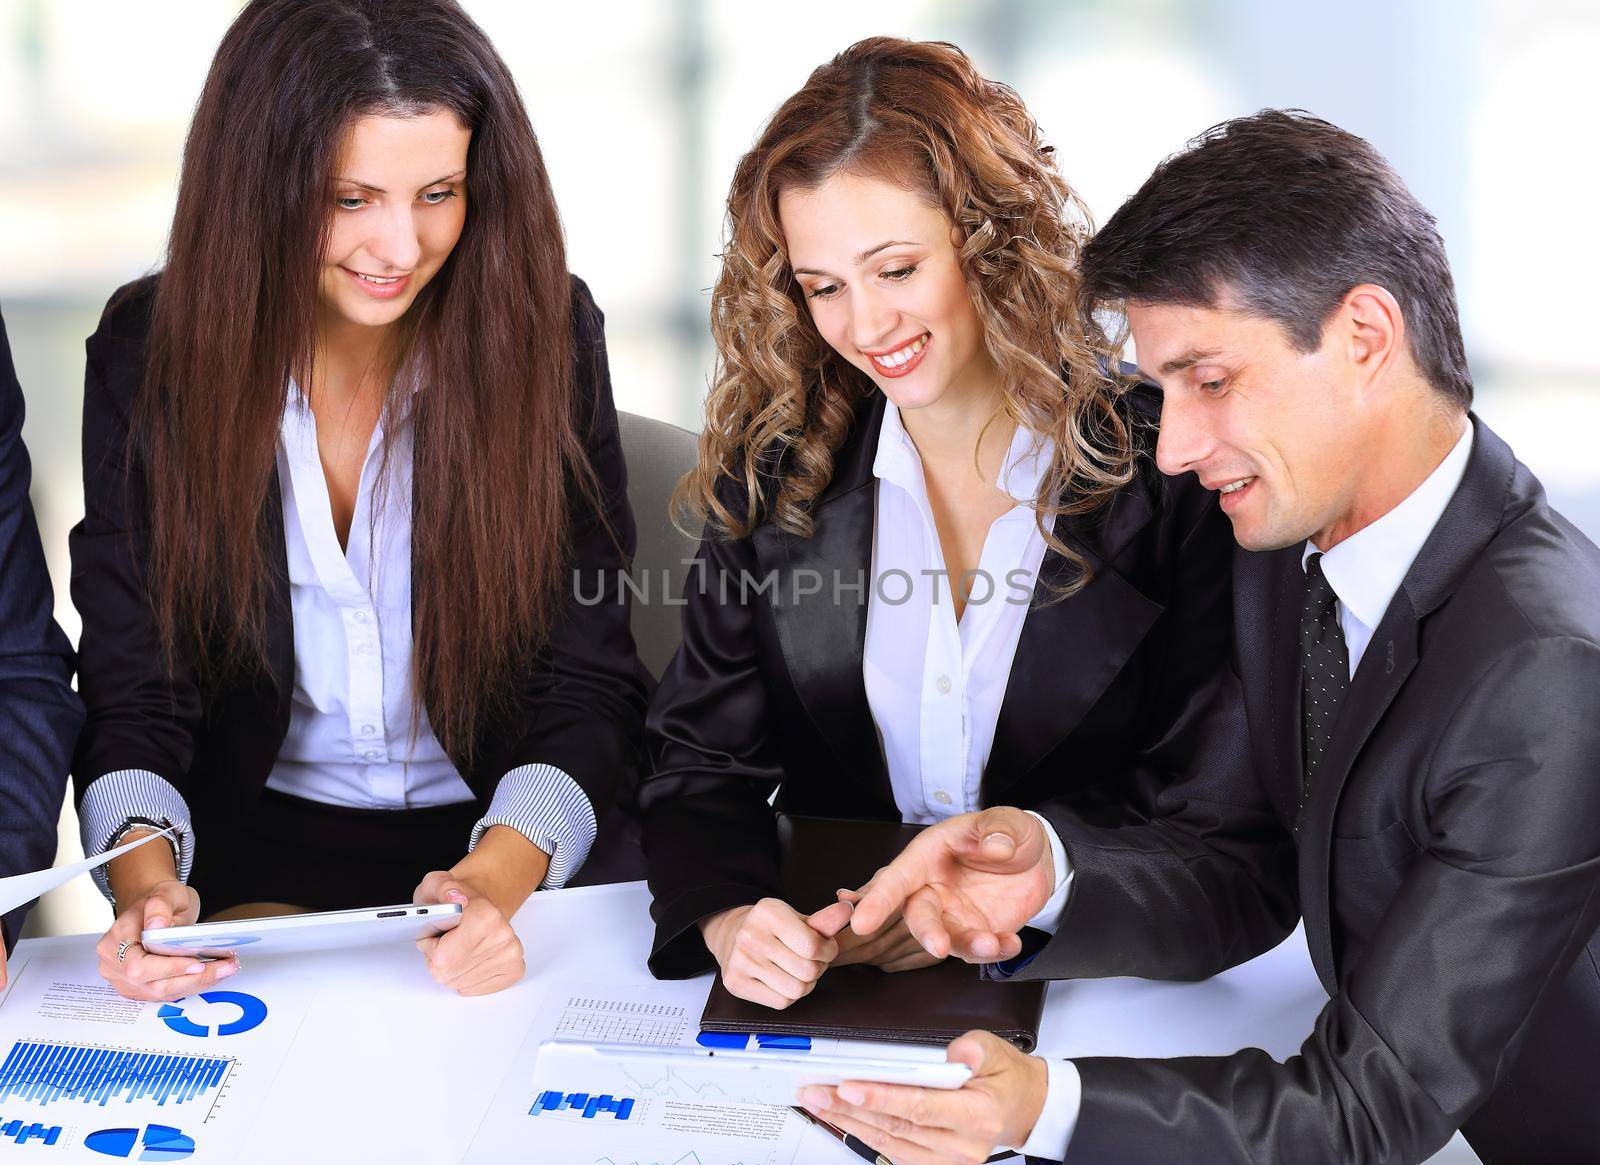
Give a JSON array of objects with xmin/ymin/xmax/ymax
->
[{"xmin": 1304, "ymin": 552, "xmax": 1338, "ymax": 615}]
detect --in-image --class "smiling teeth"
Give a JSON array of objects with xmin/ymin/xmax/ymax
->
[
  {"xmin": 870, "ymin": 335, "xmax": 927, "ymax": 369},
  {"xmin": 1220, "ymin": 479, "xmax": 1251, "ymax": 494},
  {"xmin": 354, "ymin": 273, "xmax": 401, "ymax": 284}
]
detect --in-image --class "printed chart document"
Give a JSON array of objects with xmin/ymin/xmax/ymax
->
[
  {"xmin": 0, "ymin": 948, "xmax": 311, "ymax": 1161},
  {"xmin": 466, "ymin": 978, "xmax": 809, "ymax": 1165},
  {"xmin": 0, "ymin": 831, "xmax": 173, "ymax": 918}
]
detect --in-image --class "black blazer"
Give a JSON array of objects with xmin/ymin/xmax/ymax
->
[
  {"xmin": 0, "ymin": 309, "xmax": 79, "ymax": 943},
  {"xmin": 640, "ymin": 384, "xmax": 1265, "ymax": 977},
  {"xmin": 1019, "ymin": 419, "xmax": 1600, "ymax": 1165},
  {"xmin": 71, "ymin": 275, "xmax": 651, "ymax": 850}
]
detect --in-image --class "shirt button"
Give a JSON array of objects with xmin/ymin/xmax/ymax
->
[
  {"xmin": 361, "ymin": 725, "xmax": 377, "ymax": 736},
  {"xmin": 935, "ymin": 675, "xmax": 952, "ymax": 695},
  {"xmin": 362, "ymin": 749, "xmax": 382, "ymax": 761},
  {"xmin": 354, "ymin": 611, "xmax": 371, "ymax": 625},
  {"xmin": 933, "ymin": 790, "xmax": 953, "ymax": 806}
]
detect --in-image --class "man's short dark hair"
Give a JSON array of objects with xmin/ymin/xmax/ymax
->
[{"xmin": 1081, "ymin": 109, "xmax": 1472, "ymax": 407}]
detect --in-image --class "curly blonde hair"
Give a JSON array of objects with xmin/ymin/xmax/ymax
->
[{"xmin": 676, "ymin": 36, "xmax": 1136, "ymax": 591}]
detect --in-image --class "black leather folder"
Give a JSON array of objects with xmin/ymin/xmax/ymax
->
[{"xmin": 699, "ymin": 815, "xmax": 1046, "ymax": 1050}]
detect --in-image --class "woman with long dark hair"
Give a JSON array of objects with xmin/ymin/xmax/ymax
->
[
  {"xmin": 75, "ymin": 0, "xmax": 649, "ymax": 1000},
  {"xmin": 639, "ymin": 38, "xmax": 1268, "ymax": 1005}
]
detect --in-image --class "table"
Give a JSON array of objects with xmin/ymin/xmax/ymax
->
[{"xmin": 7, "ymin": 882, "xmax": 1479, "ymax": 1163}]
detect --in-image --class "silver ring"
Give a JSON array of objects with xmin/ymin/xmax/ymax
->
[{"xmin": 116, "ymin": 940, "xmax": 133, "ymax": 964}]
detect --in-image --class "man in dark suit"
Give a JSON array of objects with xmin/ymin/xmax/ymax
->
[
  {"xmin": 796, "ymin": 111, "xmax": 1600, "ymax": 1165},
  {"xmin": 0, "ymin": 307, "xmax": 81, "ymax": 971}
]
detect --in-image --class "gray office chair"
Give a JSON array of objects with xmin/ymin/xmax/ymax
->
[{"xmin": 616, "ymin": 410, "xmax": 701, "ymax": 680}]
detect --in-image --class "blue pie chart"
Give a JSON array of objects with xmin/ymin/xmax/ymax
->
[
  {"xmin": 158, "ymin": 990, "xmax": 268, "ymax": 1037},
  {"xmin": 85, "ymin": 1124, "xmax": 196, "ymax": 1160}
]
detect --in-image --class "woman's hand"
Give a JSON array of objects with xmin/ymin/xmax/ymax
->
[
  {"xmin": 411, "ymin": 826, "xmax": 548, "ymax": 997},
  {"xmin": 699, "ymin": 897, "xmax": 853, "ymax": 1010},
  {"xmin": 828, "ymin": 889, "xmax": 942, "ymax": 973},
  {"xmin": 96, "ymin": 879, "xmax": 238, "ymax": 1002},
  {"xmin": 413, "ymin": 870, "xmax": 525, "ymax": 996}
]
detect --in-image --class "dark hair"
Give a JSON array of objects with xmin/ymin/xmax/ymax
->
[
  {"xmin": 678, "ymin": 36, "xmax": 1132, "ymax": 595},
  {"xmin": 137, "ymin": 0, "xmax": 589, "ymax": 760},
  {"xmin": 1080, "ymin": 109, "xmax": 1472, "ymax": 407}
]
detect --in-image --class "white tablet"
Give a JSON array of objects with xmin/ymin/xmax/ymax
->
[
  {"xmin": 141, "ymin": 902, "xmax": 463, "ymax": 959},
  {"xmin": 537, "ymin": 1039, "xmax": 971, "ymax": 1107}
]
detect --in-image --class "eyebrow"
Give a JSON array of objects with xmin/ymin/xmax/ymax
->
[
  {"xmin": 333, "ymin": 169, "xmax": 466, "ymax": 195},
  {"xmin": 1155, "ymin": 348, "xmax": 1225, "ymax": 375},
  {"xmin": 793, "ymin": 239, "xmax": 921, "ymax": 277}
]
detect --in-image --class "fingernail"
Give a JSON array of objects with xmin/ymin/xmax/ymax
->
[
  {"xmin": 838, "ymin": 1083, "xmax": 867, "ymax": 1105},
  {"xmin": 184, "ymin": 963, "xmax": 204, "ymax": 975},
  {"xmin": 798, "ymin": 1087, "xmax": 828, "ymax": 1109},
  {"xmin": 982, "ymin": 832, "xmax": 1014, "ymax": 850},
  {"xmin": 446, "ymin": 890, "xmax": 468, "ymax": 904},
  {"xmin": 218, "ymin": 961, "xmax": 239, "ymax": 978}
]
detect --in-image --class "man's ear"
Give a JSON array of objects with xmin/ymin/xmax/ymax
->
[{"xmin": 1338, "ymin": 283, "xmax": 1406, "ymax": 395}]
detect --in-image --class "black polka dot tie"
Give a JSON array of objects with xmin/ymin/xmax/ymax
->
[{"xmin": 1298, "ymin": 553, "xmax": 1349, "ymax": 831}]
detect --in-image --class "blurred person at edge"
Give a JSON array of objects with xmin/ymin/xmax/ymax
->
[
  {"xmin": 806, "ymin": 112, "xmax": 1600, "ymax": 1165},
  {"xmin": 637, "ymin": 37, "xmax": 1286, "ymax": 1105},
  {"xmin": 0, "ymin": 309, "xmax": 80, "ymax": 984},
  {"xmin": 75, "ymin": 0, "xmax": 650, "ymax": 1004}
]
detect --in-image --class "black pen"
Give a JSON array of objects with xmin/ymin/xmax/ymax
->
[
  {"xmin": 791, "ymin": 1106, "xmax": 1020, "ymax": 1164},
  {"xmin": 791, "ymin": 1106, "xmax": 890, "ymax": 1164}
]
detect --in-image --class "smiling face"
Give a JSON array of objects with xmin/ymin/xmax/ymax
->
[
  {"xmin": 778, "ymin": 171, "xmax": 998, "ymax": 417},
  {"xmin": 317, "ymin": 110, "xmax": 471, "ymax": 333},
  {"xmin": 1130, "ymin": 299, "xmax": 1365, "ymax": 552}
]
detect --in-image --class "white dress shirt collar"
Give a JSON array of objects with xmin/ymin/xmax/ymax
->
[
  {"xmin": 873, "ymin": 399, "xmax": 1053, "ymax": 505},
  {"xmin": 1300, "ymin": 421, "xmax": 1473, "ymax": 655}
]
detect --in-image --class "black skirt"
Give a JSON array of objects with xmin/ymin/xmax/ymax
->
[{"xmin": 188, "ymin": 791, "xmax": 484, "ymax": 916}]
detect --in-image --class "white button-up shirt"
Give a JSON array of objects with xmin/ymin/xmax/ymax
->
[
  {"xmin": 269, "ymin": 386, "xmax": 469, "ymax": 806},
  {"xmin": 863, "ymin": 402, "xmax": 1053, "ymax": 824},
  {"xmin": 80, "ymin": 385, "xmax": 598, "ymax": 893}
]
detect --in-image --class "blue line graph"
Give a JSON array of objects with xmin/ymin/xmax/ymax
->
[
  {"xmin": 0, "ymin": 1116, "xmax": 62, "ymax": 1145},
  {"xmin": 618, "ymin": 1066, "xmax": 744, "ymax": 1103},
  {"xmin": 0, "ymin": 1041, "xmax": 232, "ymax": 1108}
]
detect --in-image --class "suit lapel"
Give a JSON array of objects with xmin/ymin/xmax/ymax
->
[
  {"xmin": 1295, "ymin": 416, "xmax": 1512, "ymax": 986},
  {"xmin": 985, "ymin": 519, "xmax": 1163, "ymax": 795},
  {"xmin": 1232, "ymin": 546, "xmax": 1308, "ymax": 822},
  {"xmin": 1297, "ymin": 596, "xmax": 1420, "ymax": 987},
  {"xmin": 761, "ymin": 397, "xmax": 894, "ymax": 812}
]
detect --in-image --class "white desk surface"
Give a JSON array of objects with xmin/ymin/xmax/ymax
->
[{"xmin": 8, "ymin": 881, "xmax": 1479, "ymax": 1163}]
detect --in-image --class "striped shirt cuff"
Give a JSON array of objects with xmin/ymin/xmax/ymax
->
[
  {"xmin": 79, "ymin": 769, "xmax": 195, "ymax": 902},
  {"xmin": 468, "ymin": 764, "xmax": 596, "ymax": 890}
]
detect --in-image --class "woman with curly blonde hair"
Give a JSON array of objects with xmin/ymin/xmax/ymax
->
[{"xmin": 640, "ymin": 38, "xmax": 1244, "ymax": 1008}]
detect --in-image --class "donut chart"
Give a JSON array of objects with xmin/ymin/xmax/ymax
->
[{"xmin": 158, "ymin": 991, "xmax": 269, "ymax": 1038}]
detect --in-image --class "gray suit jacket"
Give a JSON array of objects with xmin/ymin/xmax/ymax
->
[
  {"xmin": 1020, "ymin": 418, "xmax": 1600, "ymax": 1164},
  {"xmin": 0, "ymin": 308, "xmax": 80, "ymax": 944}
]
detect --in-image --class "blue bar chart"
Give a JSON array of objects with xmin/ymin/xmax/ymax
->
[
  {"xmin": 0, "ymin": 1041, "xmax": 233, "ymax": 1109},
  {"xmin": 0, "ymin": 1116, "xmax": 62, "ymax": 1145},
  {"xmin": 532, "ymin": 1090, "xmax": 637, "ymax": 1120}
]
